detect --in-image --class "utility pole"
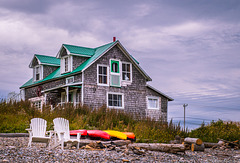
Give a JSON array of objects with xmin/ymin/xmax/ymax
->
[{"xmin": 183, "ymin": 104, "xmax": 188, "ymax": 132}]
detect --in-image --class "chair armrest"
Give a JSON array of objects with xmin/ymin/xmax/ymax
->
[
  {"xmin": 77, "ymin": 133, "xmax": 81, "ymax": 140},
  {"xmin": 26, "ymin": 128, "xmax": 32, "ymax": 136},
  {"xmin": 26, "ymin": 128, "xmax": 32, "ymax": 133}
]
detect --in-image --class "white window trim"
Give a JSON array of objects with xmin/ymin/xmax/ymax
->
[
  {"xmin": 122, "ymin": 61, "xmax": 132, "ymax": 83},
  {"xmin": 61, "ymin": 55, "xmax": 72, "ymax": 74},
  {"xmin": 147, "ymin": 96, "xmax": 160, "ymax": 110},
  {"xmin": 97, "ymin": 64, "xmax": 109, "ymax": 86},
  {"xmin": 66, "ymin": 76, "xmax": 74, "ymax": 84},
  {"xmin": 34, "ymin": 65, "xmax": 43, "ymax": 81},
  {"xmin": 107, "ymin": 92, "xmax": 124, "ymax": 109},
  {"xmin": 109, "ymin": 59, "xmax": 121, "ymax": 75},
  {"xmin": 109, "ymin": 59, "xmax": 121, "ymax": 87}
]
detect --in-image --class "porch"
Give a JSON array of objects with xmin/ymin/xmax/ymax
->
[{"xmin": 42, "ymin": 83, "xmax": 83, "ymax": 108}]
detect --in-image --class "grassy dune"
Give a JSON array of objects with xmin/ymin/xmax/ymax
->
[{"xmin": 0, "ymin": 100, "xmax": 239, "ymax": 143}]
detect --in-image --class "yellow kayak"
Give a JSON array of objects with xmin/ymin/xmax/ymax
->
[{"xmin": 103, "ymin": 130, "xmax": 127, "ymax": 140}]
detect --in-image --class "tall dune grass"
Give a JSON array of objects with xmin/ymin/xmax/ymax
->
[
  {"xmin": 1, "ymin": 100, "xmax": 239, "ymax": 143},
  {"xmin": 0, "ymin": 100, "xmax": 185, "ymax": 143}
]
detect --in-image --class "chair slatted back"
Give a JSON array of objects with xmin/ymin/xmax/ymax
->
[
  {"xmin": 53, "ymin": 118, "xmax": 70, "ymax": 140},
  {"xmin": 30, "ymin": 118, "xmax": 47, "ymax": 137}
]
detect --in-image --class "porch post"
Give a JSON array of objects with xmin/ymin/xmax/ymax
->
[
  {"xmin": 44, "ymin": 93, "xmax": 47, "ymax": 104},
  {"xmin": 66, "ymin": 86, "xmax": 69, "ymax": 103}
]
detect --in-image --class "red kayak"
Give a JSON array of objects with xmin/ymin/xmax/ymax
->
[
  {"xmin": 70, "ymin": 129, "xmax": 88, "ymax": 136},
  {"xmin": 87, "ymin": 130, "xmax": 110, "ymax": 140}
]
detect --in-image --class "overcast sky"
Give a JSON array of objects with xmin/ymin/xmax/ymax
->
[{"xmin": 0, "ymin": 0, "xmax": 239, "ymax": 128}]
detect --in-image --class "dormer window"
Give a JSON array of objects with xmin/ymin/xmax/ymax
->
[
  {"xmin": 34, "ymin": 65, "xmax": 42, "ymax": 81},
  {"xmin": 64, "ymin": 57, "xmax": 69, "ymax": 72},
  {"xmin": 61, "ymin": 56, "xmax": 72, "ymax": 74}
]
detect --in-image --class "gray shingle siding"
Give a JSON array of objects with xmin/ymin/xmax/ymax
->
[
  {"xmin": 146, "ymin": 87, "xmax": 168, "ymax": 121},
  {"xmin": 43, "ymin": 65, "xmax": 58, "ymax": 79},
  {"xmin": 72, "ymin": 56, "xmax": 88, "ymax": 71},
  {"xmin": 83, "ymin": 45, "xmax": 148, "ymax": 118}
]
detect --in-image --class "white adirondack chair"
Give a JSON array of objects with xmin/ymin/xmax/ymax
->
[
  {"xmin": 26, "ymin": 118, "xmax": 53, "ymax": 149},
  {"xmin": 53, "ymin": 117, "xmax": 81, "ymax": 150}
]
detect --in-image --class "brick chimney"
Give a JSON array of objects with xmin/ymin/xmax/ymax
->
[{"xmin": 113, "ymin": 37, "xmax": 116, "ymax": 42}]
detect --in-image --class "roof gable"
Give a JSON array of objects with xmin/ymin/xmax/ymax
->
[
  {"xmin": 57, "ymin": 44, "xmax": 96, "ymax": 58},
  {"xmin": 63, "ymin": 44, "xmax": 95, "ymax": 56},
  {"xmin": 29, "ymin": 54, "xmax": 60, "ymax": 68}
]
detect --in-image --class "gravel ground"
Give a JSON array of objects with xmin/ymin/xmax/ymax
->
[{"xmin": 0, "ymin": 137, "xmax": 240, "ymax": 162}]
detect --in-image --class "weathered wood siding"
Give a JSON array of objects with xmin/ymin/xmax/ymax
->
[
  {"xmin": 72, "ymin": 56, "xmax": 88, "ymax": 71},
  {"xmin": 146, "ymin": 87, "xmax": 168, "ymax": 121},
  {"xmin": 43, "ymin": 66, "xmax": 59, "ymax": 79},
  {"xmin": 83, "ymin": 45, "xmax": 148, "ymax": 119}
]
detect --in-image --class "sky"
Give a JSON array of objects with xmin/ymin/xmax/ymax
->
[{"xmin": 0, "ymin": 0, "xmax": 239, "ymax": 129}]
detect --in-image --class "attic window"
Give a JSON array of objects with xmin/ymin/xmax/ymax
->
[
  {"xmin": 61, "ymin": 56, "xmax": 72, "ymax": 74},
  {"xmin": 110, "ymin": 59, "xmax": 121, "ymax": 87},
  {"xmin": 36, "ymin": 67, "xmax": 40, "ymax": 80},
  {"xmin": 34, "ymin": 65, "xmax": 42, "ymax": 81},
  {"xmin": 111, "ymin": 60, "xmax": 119, "ymax": 73},
  {"xmin": 122, "ymin": 62, "xmax": 132, "ymax": 81},
  {"xmin": 64, "ymin": 57, "xmax": 69, "ymax": 72}
]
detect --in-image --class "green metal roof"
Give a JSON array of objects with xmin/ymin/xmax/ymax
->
[
  {"xmin": 35, "ymin": 54, "xmax": 60, "ymax": 66},
  {"xmin": 20, "ymin": 41, "xmax": 117, "ymax": 88},
  {"xmin": 72, "ymin": 41, "xmax": 116, "ymax": 72},
  {"xmin": 20, "ymin": 78, "xmax": 34, "ymax": 88},
  {"xmin": 63, "ymin": 44, "xmax": 95, "ymax": 57},
  {"xmin": 20, "ymin": 41, "xmax": 145, "ymax": 89}
]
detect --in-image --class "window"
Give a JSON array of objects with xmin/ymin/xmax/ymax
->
[
  {"xmin": 111, "ymin": 60, "xmax": 119, "ymax": 73},
  {"xmin": 97, "ymin": 65, "xmax": 108, "ymax": 85},
  {"xmin": 33, "ymin": 101, "xmax": 42, "ymax": 109},
  {"xmin": 107, "ymin": 93, "xmax": 124, "ymax": 109},
  {"xmin": 34, "ymin": 65, "xmax": 42, "ymax": 81},
  {"xmin": 64, "ymin": 57, "xmax": 69, "ymax": 72},
  {"xmin": 36, "ymin": 66, "xmax": 40, "ymax": 80},
  {"xmin": 147, "ymin": 96, "xmax": 159, "ymax": 109},
  {"xmin": 122, "ymin": 62, "xmax": 132, "ymax": 81},
  {"xmin": 66, "ymin": 77, "xmax": 74, "ymax": 84},
  {"xmin": 61, "ymin": 56, "xmax": 72, "ymax": 74},
  {"xmin": 110, "ymin": 59, "xmax": 121, "ymax": 87}
]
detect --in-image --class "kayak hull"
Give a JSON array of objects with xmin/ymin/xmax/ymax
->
[
  {"xmin": 122, "ymin": 132, "xmax": 135, "ymax": 139},
  {"xmin": 122, "ymin": 132, "xmax": 136, "ymax": 142},
  {"xmin": 87, "ymin": 130, "xmax": 110, "ymax": 140},
  {"xmin": 104, "ymin": 130, "xmax": 127, "ymax": 140},
  {"xmin": 70, "ymin": 129, "xmax": 88, "ymax": 136}
]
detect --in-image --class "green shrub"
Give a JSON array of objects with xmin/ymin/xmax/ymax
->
[{"xmin": 189, "ymin": 120, "xmax": 240, "ymax": 142}]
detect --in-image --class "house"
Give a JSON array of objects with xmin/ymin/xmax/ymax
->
[{"xmin": 20, "ymin": 39, "xmax": 173, "ymax": 121}]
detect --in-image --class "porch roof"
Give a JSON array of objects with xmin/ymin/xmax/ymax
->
[{"xmin": 41, "ymin": 83, "xmax": 82, "ymax": 93}]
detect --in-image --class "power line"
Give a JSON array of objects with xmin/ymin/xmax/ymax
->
[{"xmin": 169, "ymin": 102, "xmax": 240, "ymax": 110}]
